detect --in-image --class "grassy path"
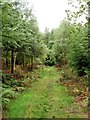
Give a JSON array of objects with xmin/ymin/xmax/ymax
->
[{"xmin": 8, "ymin": 67, "xmax": 87, "ymax": 118}]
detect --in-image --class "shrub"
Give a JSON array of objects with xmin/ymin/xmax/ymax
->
[
  {"xmin": 68, "ymin": 45, "xmax": 88, "ymax": 76},
  {"xmin": 1, "ymin": 87, "xmax": 18, "ymax": 110},
  {"xmin": 2, "ymin": 88, "xmax": 17, "ymax": 99}
]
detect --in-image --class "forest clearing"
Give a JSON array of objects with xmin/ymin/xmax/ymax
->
[{"xmin": 1, "ymin": 0, "xmax": 90, "ymax": 119}]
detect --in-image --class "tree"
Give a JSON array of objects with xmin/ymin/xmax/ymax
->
[
  {"xmin": 2, "ymin": 1, "xmax": 42, "ymax": 73},
  {"xmin": 2, "ymin": 2, "xmax": 22, "ymax": 73},
  {"xmin": 65, "ymin": 0, "xmax": 88, "ymax": 76}
]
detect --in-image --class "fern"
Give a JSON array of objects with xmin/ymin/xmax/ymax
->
[{"xmin": 2, "ymin": 88, "xmax": 17, "ymax": 99}]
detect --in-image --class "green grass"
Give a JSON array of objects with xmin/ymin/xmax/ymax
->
[{"xmin": 7, "ymin": 66, "xmax": 87, "ymax": 118}]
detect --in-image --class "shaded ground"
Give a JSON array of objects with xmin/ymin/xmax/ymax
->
[{"xmin": 8, "ymin": 67, "xmax": 88, "ymax": 118}]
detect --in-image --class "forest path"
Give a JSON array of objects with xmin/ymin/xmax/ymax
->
[{"xmin": 8, "ymin": 67, "xmax": 87, "ymax": 118}]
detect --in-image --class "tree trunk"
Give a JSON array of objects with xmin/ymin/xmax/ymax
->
[
  {"xmin": 11, "ymin": 50, "xmax": 14, "ymax": 73},
  {"xmin": 0, "ymin": 48, "xmax": 2, "ymax": 70},
  {"xmin": 30, "ymin": 56, "xmax": 33, "ymax": 71},
  {"xmin": 6, "ymin": 49, "xmax": 9, "ymax": 67},
  {"xmin": 14, "ymin": 52, "xmax": 17, "ymax": 71},
  {"xmin": 28, "ymin": 57, "xmax": 31, "ymax": 71},
  {"xmin": 22, "ymin": 54, "xmax": 25, "ymax": 67},
  {"xmin": 88, "ymin": 2, "xmax": 90, "ymax": 69},
  {"xmin": 29, "ymin": 57, "xmax": 30, "ymax": 66}
]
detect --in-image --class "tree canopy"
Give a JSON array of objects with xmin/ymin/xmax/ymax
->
[{"xmin": 1, "ymin": 0, "xmax": 89, "ymax": 76}]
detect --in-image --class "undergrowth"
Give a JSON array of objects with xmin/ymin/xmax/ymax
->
[
  {"xmin": 1, "ymin": 65, "xmax": 42, "ymax": 118},
  {"xmin": 57, "ymin": 65, "xmax": 88, "ymax": 113}
]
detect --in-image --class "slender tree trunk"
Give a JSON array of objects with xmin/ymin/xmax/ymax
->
[
  {"xmin": 28, "ymin": 57, "xmax": 31, "ymax": 71},
  {"xmin": 6, "ymin": 49, "xmax": 9, "ymax": 67},
  {"xmin": 22, "ymin": 54, "xmax": 25, "ymax": 67},
  {"xmin": 88, "ymin": 2, "xmax": 90, "ymax": 69},
  {"xmin": 14, "ymin": 52, "xmax": 17, "ymax": 71},
  {"xmin": 11, "ymin": 50, "xmax": 14, "ymax": 73},
  {"xmin": 0, "ymin": 48, "xmax": 2, "ymax": 70},
  {"xmin": 30, "ymin": 56, "xmax": 33, "ymax": 71},
  {"xmin": 29, "ymin": 57, "xmax": 30, "ymax": 66}
]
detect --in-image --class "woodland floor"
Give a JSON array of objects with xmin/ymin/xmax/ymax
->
[{"xmin": 7, "ymin": 67, "xmax": 88, "ymax": 118}]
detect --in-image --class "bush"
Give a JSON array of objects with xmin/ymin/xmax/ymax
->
[
  {"xmin": 1, "ymin": 87, "xmax": 18, "ymax": 110},
  {"xmin": 2, "ymin": 88, "xmax": 17, "ymax": 99},
  {"xmin": 2, "ymin": 73, "xmax": 12, "ymax": 84},
  {"xmin": 2, "ymin": 72, "xmax": 22, "ymax": 87},
  {"xmin": 44, "ymin": 54, "xmax": 56, "ymax": 66},
  {"xmin": 68, "ymin": 46, "xmax": 88, "ymax": 76},
  {"xmin": 2, "ymin": 97, "xmax": 10, "ymax": 110}
]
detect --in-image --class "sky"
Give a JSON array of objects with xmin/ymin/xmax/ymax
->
[
  {"xmin": 27, "ymin": 0, "xmax": 68, "ymax": 32},
  {"xmin": 6, "ymin": 0, "xmax": 87, "ymax": 32}
]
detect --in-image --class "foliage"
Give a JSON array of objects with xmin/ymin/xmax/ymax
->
[
  {"xmin": 2, "ymin": 72, "xmax": 22, "ymax": 87},
  {"xmin": 58, "ymin": 65, "xmax": 88, "ymax": 112},
  {"xmin": 2, "ymin": 0, "xmax": 89, "ymax": 76},
  {"xmin": 1, "ymin": 86, "xmax": 17, "ymax": 111},
  {"xmin": 44, "ymin": 50, "xmax": 56, "ymax": 66},
  {"xmin": 2, "ymin": 88, "xmax": 17, "ymax": 99},
  {"xmin": 2, "ymin": 1, "xmax": 47, "ymax": 73},
  {"xmin": 1, "ymin": 0, "xmax": 89, "ymax": 118},
  {"xmin": 67, "ymin": 23, "xmax": 88, "ymax": 76}
]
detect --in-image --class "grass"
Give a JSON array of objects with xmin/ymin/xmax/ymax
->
[{"xmin": 7, "ymin": 66, "xmax": 87, "ymax": 118}]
